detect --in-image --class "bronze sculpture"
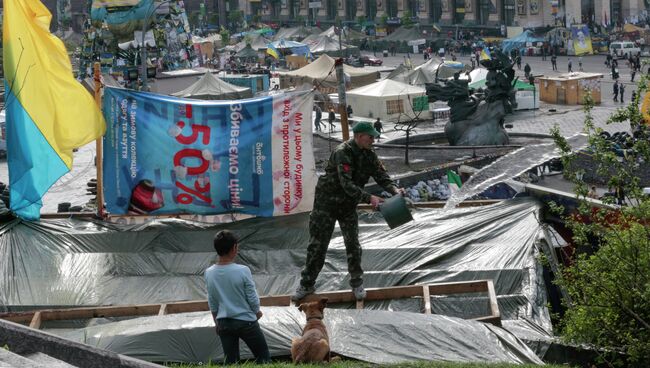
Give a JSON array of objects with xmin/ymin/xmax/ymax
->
[{"xmin": 426, "ymin": 48, "xmax": 516, "ymax": 146}]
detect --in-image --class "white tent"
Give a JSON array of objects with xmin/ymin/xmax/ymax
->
[
  {"xmin": 347, "ymin": 79, "xmax": 426, "ymax": 122},
  {"xmin": 278, "ymin": 54, "xmax": 379, "ymax": 89}
]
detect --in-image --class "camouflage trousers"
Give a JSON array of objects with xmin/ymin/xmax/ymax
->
[{"xmin": 299, "ymin": 206, "xmax": 363, "ymax": 288}]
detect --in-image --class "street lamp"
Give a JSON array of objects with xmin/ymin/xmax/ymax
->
[{"xmin": 141, "ymin": 0, "xmax": 172, "ymax": 91}]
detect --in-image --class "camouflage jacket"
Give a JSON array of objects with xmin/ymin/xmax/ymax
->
[{"xmin": 314, "ymin": 139, "xmax": 397, "ymax": 210}]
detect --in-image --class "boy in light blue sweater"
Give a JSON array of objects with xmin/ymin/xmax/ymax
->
[{"xmin": 205, "ymin": 230, "xmax": 270, "ymax": 364}]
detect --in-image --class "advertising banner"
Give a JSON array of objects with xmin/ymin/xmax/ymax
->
[{"xmin": 102, "ymin": 88, "xmax": 316, "ymax": 217}]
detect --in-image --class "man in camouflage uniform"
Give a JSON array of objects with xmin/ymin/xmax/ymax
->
[{"xmin": 292, "ymin": 122, "xmax": 402, "ymax": 301}]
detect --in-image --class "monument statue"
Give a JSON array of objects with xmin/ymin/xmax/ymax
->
[{"xmin": 426, "ymin": 48, "xmax": 516, "ymax": 146}]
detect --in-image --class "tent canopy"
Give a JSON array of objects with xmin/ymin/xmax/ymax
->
[
  {"xmin": 502, "ymin": 30, "xmax": 545, "ymax": 54},
  {"xmin": 279, "ymin": 54, "xmax": 379, "ymax": 88},
  {"xmin": 320, "ymin": 26, "xmax": 367, "ymax": 41},
  {"xmin": 235, "ymin": 45, "xmax": 259, "ymax": 59},
  {"xmin": 347, "ymin": 78, "xmax": 425, "ymax": 97},
  {"xmin": 415, "ymin": 58, "xmax": 469, "ymax": 79},
  {"xmin": 172, "ymin": 72, "xmax": 253, "ymax": 100},
  {"xmin": 302, "ymin": 35, "xmax": 357, "ymax": 55},
  {"xmin": 384, "ymin": 26, "xmax": 431, "ymax": 42},
  {"xmin": 273, "ymin": 26, "xmax": 321, "ymax": 41}
]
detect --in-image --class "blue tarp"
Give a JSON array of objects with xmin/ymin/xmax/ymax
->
[
  {"xmin": 501, "ymin": 30, "xmax": 545, "ymax": 54},
  {"xmin": 268, "ymin": 39, "xmax": 310, "ymax": 57}
]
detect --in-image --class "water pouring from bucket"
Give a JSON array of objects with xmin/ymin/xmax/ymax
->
[{"xmin": 379, "ymin": 193, "xmax": 414, "ymax": 229}]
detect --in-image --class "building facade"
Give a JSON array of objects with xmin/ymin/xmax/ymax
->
[{"xmin": 35, "ymin": 0, "xmax": 649, "ymax": 33}]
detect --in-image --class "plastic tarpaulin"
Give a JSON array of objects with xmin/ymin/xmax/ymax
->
[
  {"xmin": 57, "ymin": 308, "xmax": 543, "ymax": 364},
  {"xmin": 1, "ymin": 199, "xmax": 551, "ymax": 332},
  {"xmin": 101, "ymin": 88, "xmax": 315, "ymax": 216}
]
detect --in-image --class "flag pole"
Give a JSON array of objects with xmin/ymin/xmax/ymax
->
[{"xmin": 93, "ymin": 62, "xmax": 105, "ymax": 218}]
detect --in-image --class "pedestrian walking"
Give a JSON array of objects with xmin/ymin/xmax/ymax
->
[
  {"xmin": 620, "ymin": 83, "xmax": 625, "ymax": 103},
  {"xmin": 516, "ymin": 56, "xmax": 521, "ymax": 70},
  {"xmin": 551, "ymin": 54, "xmax": 557, "ymax": 71},
  {"xmin": 292, "ymin": 122, "xmax": 404, "ymax": 302},
  {"xmin": 373, "ymin": 118, "xmax": 383, "ymax": 141},
  {"xmin": 542, "ymin": 45, "xmax": 547, "ymax": 61},
  {"xmin": 346, "ymin": 104, "xmax": 353, "ymax": 119},
  {"xmin": 631, "ymin": 68, "xmax": 637, "ymax": 82},
  {"xmin": 524, "ymin": 63, "xmax": 531, "ymax": 78},
  {"xmin": 328, "ymin": 107, "xmax": 336, "ymax": 131},
  {"xmin": 606, "ymin": 53, "xmax": 612, "ymax": 68},
  {"xmin": 578, "ymin": 56, "xmax": 583, "ymax": 71},
  {"xmin": 613, "ymin": 80, "xmax": 619, "ymax": 102},
  {"xmin": 206, "ymin": 230, "xmax": 271, "ymax": 364},
  {"xmin": 568, "ymin": 58, "xmax": 573, "ymax": 73},
  {"xmin": 313, "ymin": 104, "xmax": 324, "ymax": 132}
]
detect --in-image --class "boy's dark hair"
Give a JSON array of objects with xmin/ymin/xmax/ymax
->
[{"xmin": 213, "ymin": 230, "xmax": 238, "ymax": 256}]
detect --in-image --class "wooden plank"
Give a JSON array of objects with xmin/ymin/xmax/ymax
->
[
  {"xmin": 0, "ymin": 280, "xmax": 498, "ymax": 325},
  {"xmin": 355, "ymin": 300, "xmax": 364, "ymax": 309},
  {"xmin": 486, "ymin": 280, "xmax": 501, "ymax": 320},
  {"xmin": 29, "ymin": 311, "xmax": 42, "ymax": 330},
  {"xmin": 428, "ymin": 280, "xmax": 489, "ymax": 295},
  {"xmin": 164, "ymin": 301, "xmax": 208, "ymax": 314},
  {"xmin": 358, "ymin": 200, "xmax": 501, "ymax": 210},
  {"xmin": 473, "ymin": 315, "xmax": 502, "ymax": 327},
  {"xmin": 422, "ymin": 285, "xmax": 431, "ymax": 314}
]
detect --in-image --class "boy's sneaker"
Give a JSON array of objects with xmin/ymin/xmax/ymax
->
[
  {"xmin": 352, "ymin": 285, "xmax": 367, "ymax": 300},
  {"xmin": 291, "ymin": 285, "xmax": 315, "ymax": 302}
]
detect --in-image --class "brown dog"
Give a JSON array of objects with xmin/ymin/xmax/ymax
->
[{"xmin": 291, "ymin": 298, "xmax": 330, "ymax": 363}]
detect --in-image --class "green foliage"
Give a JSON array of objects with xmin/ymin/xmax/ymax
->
[
  {"xmin": 551, "ymin": 85, "xmax": 650, "ymax": 366},
  {"xmin": 356, "ymin": 15, "xmax": 366, "ymax": 26},
  {"xmin": 219, "ymin": 27, "xmax": 230, "ymax": 46},
  {"xmin": 401, "ymin": 10, "xmax": 414, "ymax": 28},
  {"xmin": 380, "ymin": 14, "xmax": 389, "ymax": 26}
]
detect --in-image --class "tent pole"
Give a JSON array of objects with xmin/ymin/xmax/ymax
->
[
  {"xmin": 335, "ymin": 58, "xmax": 350, "ymax": 140},
  {"xmin": 93, "ymin": 62, "xmax": 106, "ymax": 218}
]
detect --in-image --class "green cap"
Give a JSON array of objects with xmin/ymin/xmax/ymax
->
[{"xmin": 352, "ymin": 121, "xmax": 380, "ymax": 137}]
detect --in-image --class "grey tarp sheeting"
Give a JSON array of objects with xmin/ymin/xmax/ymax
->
[
  {"xmin": 172, "ymin": 72, "xmax": 253, "ymax": 100},
  {"xmin": 1, "ymin": 198, "xmax": 551, "ymax": 330},
  {"xmin": 56, "ymin": 308, "xmax": 543, "ymax": 364},
  {"xmin": 302, "ymin": 35, "xmax": 358, "ymax": 56}
]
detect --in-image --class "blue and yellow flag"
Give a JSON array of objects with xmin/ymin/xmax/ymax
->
[
  {"xmin": 3, "ymin": 0, "xmax": 106, "ymax": 220},
  {"xmin": 480, "ymin": 47, "xmax": 492, "ymax": 61},
  {"xmin": 266, "ymin": 43, "xmax": 280, "ymax": 59}
]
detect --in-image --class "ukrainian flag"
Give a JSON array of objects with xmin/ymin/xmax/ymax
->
[
  {"xmin": 480, "ymin": 47, "xmax": 492, "ymax": 61},
  {"xmin": 3, "ymin": 0, "xmax": 106, "ymax": 220},
  {"xmin": 267, "ymin": 43, "xmax": 280, "ymax": 59}
]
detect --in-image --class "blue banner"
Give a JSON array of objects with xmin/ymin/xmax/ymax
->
[{"xmin": 102, "ymin": 88, "xmax": 315, "ymax": 216}]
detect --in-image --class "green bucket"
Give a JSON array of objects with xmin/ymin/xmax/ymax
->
[{"xmin": 379, "ymin": 194, "xmax": 413, "ymax": 229}]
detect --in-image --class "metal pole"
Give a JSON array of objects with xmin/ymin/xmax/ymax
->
[
  {"xmin": 93, "ymin": 62, "xmax": 105, "ymax": 218},
  {"xmin": 335, "ymin": 58, "xmax": 350, "ymax": 141}
]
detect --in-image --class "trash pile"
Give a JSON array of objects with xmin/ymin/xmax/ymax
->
[{"xmin": 382, "ymin": 175, "xmax": 455, "ymax": 202}]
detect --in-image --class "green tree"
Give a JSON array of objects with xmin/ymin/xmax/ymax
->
[
  {"xmin": 401, "ymin": 10, "xmax": 414, "ymax": 28},
  {"xmin": 551, "ymin": 87, "xmax": 650, "ymax": 366},
  {"xmin": 219, "ymin": 27, "xmax": 230, "ymax": 46},
  {"xmin": 379, "ymin": 14, "xmax": 388, "ymax": 26}
]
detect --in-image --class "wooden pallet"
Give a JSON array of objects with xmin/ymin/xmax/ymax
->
[{"xmin": 0, "ymin": 280, "xmax": 500, "ymax": 329}]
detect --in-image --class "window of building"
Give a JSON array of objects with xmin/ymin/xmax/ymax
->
[{"xmin": 386, "ymin": 99, "xmax": 404, "ymax": 114}]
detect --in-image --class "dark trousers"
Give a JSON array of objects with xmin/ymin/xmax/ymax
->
[
  {"xmin": 217, "ymin": 318, "xmax": 270, "ymax": 364},
  {"xmin": 300, "ymin": 207, "xmax": 362, "ymax": 288}
]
